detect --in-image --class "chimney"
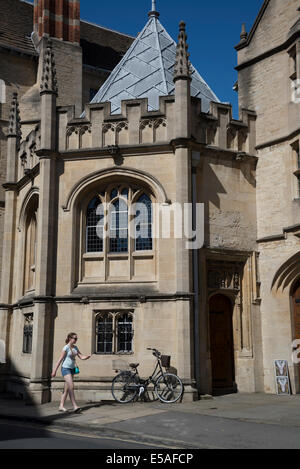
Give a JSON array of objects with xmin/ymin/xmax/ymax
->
[{"xmin": 33, "ymin": 0, "xmax": 80, "ymax": 44}]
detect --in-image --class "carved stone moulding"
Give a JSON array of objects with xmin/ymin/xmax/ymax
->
[{"xmin": 207, "ymin": 260, "xmax": 244, "ymax": 291}]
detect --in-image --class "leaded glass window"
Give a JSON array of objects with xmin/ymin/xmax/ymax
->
[
  {"xmin": 110, "ymin": 188, "xmax": 118, "ymax": 200},
  {"xmin": 85, "ymin": 186, "xmax": 153, "ymax": 257},
  {"xmin": 117, "ymin": 314, "xmax": 133, "ymax": 353},
  {"xmin": 95, "ymin": 312, "xmax": 134, "ymax": 355},
  {"xmin": 23, "ymin": 314, "xmax": 33, "ymax": 354},
  {"xmin": 121, "ymin": 188, "xmax": 129, "ymax": 199},
  {"xmin": 109, "ymin": 199, "xmax": 128, "ymax": 253},
  {"xmin": 86, "ymin": 197, "xmax": 104, "ymax": 253},
  {"xmin": 96, "ymin": 314, "xmax": 113, "ymax": 354},
  {"xmin": 135, "ymin": 194, "xmax": 153, "ymax": 251}
]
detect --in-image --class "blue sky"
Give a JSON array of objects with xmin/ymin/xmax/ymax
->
[{"xmin": 28, "ymin": 0, "xmax": 263, "ymax": 117}]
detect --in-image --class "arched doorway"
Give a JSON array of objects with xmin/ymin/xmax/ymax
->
[
  {"xmin": 291, "ymin": 279, "xmax": 300, "ymax": 391},
  {"xmin": 209, "ymin": 294, "xmax": 235, "ymax": 394}
]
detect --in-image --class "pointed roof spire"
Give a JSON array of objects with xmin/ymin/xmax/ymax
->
[
  {"xmin": 149, "ymin": 0, "xmax": 159, "ymax": 18},
  {"xmin": 174, "ymin": 21, "xmax": 191, "ymax": 82},
  {"xmin": 88, "ymin": 12, "xmax": 219, "ymax": 115},
  {"xmin": 40, "ymin": 39, "xmax": 58, "ymax": 95},
  {"xmin": 8, "ymin": 92, "xmax": 21, "ymax": 139}
]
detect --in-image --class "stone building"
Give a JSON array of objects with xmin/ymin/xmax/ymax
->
[
  {"xmin": 236, "ymin": 0, "xmax": 300, "ymax": 394},
  {"xmin": 0, "ymin": 0, "xmax": 299, "ymax": 404},
  {"xmin": 0, "ymin": 0, "xmax": 134, "ymax": 280}
]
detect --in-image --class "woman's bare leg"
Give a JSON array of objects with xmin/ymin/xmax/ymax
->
[
  {"xmin": 59, "ymin": 382, "xmax": 69, "ymax": 411},
  {"xmin": 64, "ymin": 374, "xmax": 79, "ymax": 410}
]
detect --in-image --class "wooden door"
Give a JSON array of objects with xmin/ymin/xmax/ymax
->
[{"xmin": 209, "ymin": 294, "xmax": 235, "ymax": 390}]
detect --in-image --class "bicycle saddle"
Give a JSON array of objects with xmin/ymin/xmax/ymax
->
[{"xmin": 130, "ymin": 363, "xmax": 139, "ymax": 369}]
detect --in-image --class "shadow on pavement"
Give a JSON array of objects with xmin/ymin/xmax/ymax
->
[
  {"xmin": 36, "ymin": 403, "xmax": 104, "ymax": 424},
  {"xmin": 0, "ymin": 360, "xmax": 51, "ymax": 444}
]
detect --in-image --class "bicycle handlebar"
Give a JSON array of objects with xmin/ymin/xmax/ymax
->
[{"xmin": 147, "ymin": 348, "xmax": 161, "ymax": 357}]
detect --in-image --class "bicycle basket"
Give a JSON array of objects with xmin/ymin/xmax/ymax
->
[
  {"xmin": 112, "ymin": 359, "xmax": 130, "ymax": 372},
  {"xmin": 161, "ymin": 355, "xmax": 171, "ymax": 368}
]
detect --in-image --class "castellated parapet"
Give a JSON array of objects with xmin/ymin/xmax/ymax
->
[
  {"xmin": 15, "ymin": 94, "xmax": 257, "ymax": 181},
  {"xmin": 56, "ymin": 97, "xmax": 255, "ymax": 154}
]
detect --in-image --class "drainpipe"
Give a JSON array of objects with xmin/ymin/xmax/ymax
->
[{"xmin": 192, "ymin": 152, "xmax": 201, "ymax": 397}]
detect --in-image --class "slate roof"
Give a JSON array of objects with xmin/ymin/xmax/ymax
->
[
  {"xmin": 0, "ymin": 0, "xmax": 134, "ymax": 70},
  {"xmin": 0, "ymin": 0, "xmax": 35, "ymax": 55},
  {"xmin": 80, "ymin": 21, "xmax": 134, "ymax": 71},
  {"xmin": 90, "ymin": 11, "xmax": 219, "ymax": 114}
]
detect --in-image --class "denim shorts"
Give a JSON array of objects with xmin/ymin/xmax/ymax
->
[{"xmin": 61, "ymin": 367, "xmax": 75, "ymax": 377}]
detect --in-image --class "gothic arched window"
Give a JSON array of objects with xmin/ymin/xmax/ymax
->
[{"xmin": 85, "ymin": 185, "xmax": 153, "ymax": 256}]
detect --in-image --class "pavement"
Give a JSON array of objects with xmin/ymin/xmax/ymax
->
[{"xmin": 2, "ymin": 393, "xmax": 300, "ymax": 448}]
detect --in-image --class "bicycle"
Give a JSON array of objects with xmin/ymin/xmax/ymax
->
[{"xmin": 111, "ymin": 348, "xmax": 184, "ymax": 404}]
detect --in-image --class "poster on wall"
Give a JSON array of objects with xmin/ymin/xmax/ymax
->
[{"xmin": 274, "ymin": 360, "xmax": 291, "ymax": 395}]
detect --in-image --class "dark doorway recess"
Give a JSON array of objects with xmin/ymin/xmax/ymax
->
[{"xmin": 209, "ymin": 294, "xmax": 237, "ymax": 396}]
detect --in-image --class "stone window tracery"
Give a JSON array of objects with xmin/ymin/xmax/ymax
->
[
  {"xmin": 85, "ymin": 185, "xmax": 153, "ymax": 256},
  {"xmin": 109, "ymin": 198, "xmax": 128, "ymax": 253},
  {"xmin": 95, "ymin": 311, "xmax": 134, "ymax": 355}
]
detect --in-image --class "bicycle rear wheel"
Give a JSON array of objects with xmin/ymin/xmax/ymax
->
[
  {"xmin": 111, "ymin": 372, "xmax": 139, "ymax": 404},
  {"xmin": 155, "ymin": 373, "xmax": 183, "ymax": 403}
]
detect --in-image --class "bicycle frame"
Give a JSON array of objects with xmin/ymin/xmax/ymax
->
[
  {"xmin": 112, "ymin": 348, "xmax": 183, "ymax": 404},
  {"xmin": 128, "ymin": 355, "xmax": 165, "ymax": 391},
  {"xmin": 142, "ymin": 357, "xmax": 164, "ymax": 385}
]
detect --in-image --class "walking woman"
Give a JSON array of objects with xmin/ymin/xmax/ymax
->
[{"xmin": 52, "ymin": 333, "xmax": 91, "ymax": 413}]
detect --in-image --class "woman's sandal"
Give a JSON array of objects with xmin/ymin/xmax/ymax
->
[
  {"xmin": 74, "ymin": 407, "xmax": 82, "ymax": 414},
  {"xmin": 59, "ymin": 408, "xmax": 68, "ymax": 413}
]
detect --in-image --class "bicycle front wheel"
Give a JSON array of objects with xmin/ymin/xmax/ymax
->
[
  {"xmin": 155, "ymin": 373, "xmax": 183, "ymax": 403},
  {"xmin": 111, "ymin": 372, "xmax": 139, "ymax": 404}
]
